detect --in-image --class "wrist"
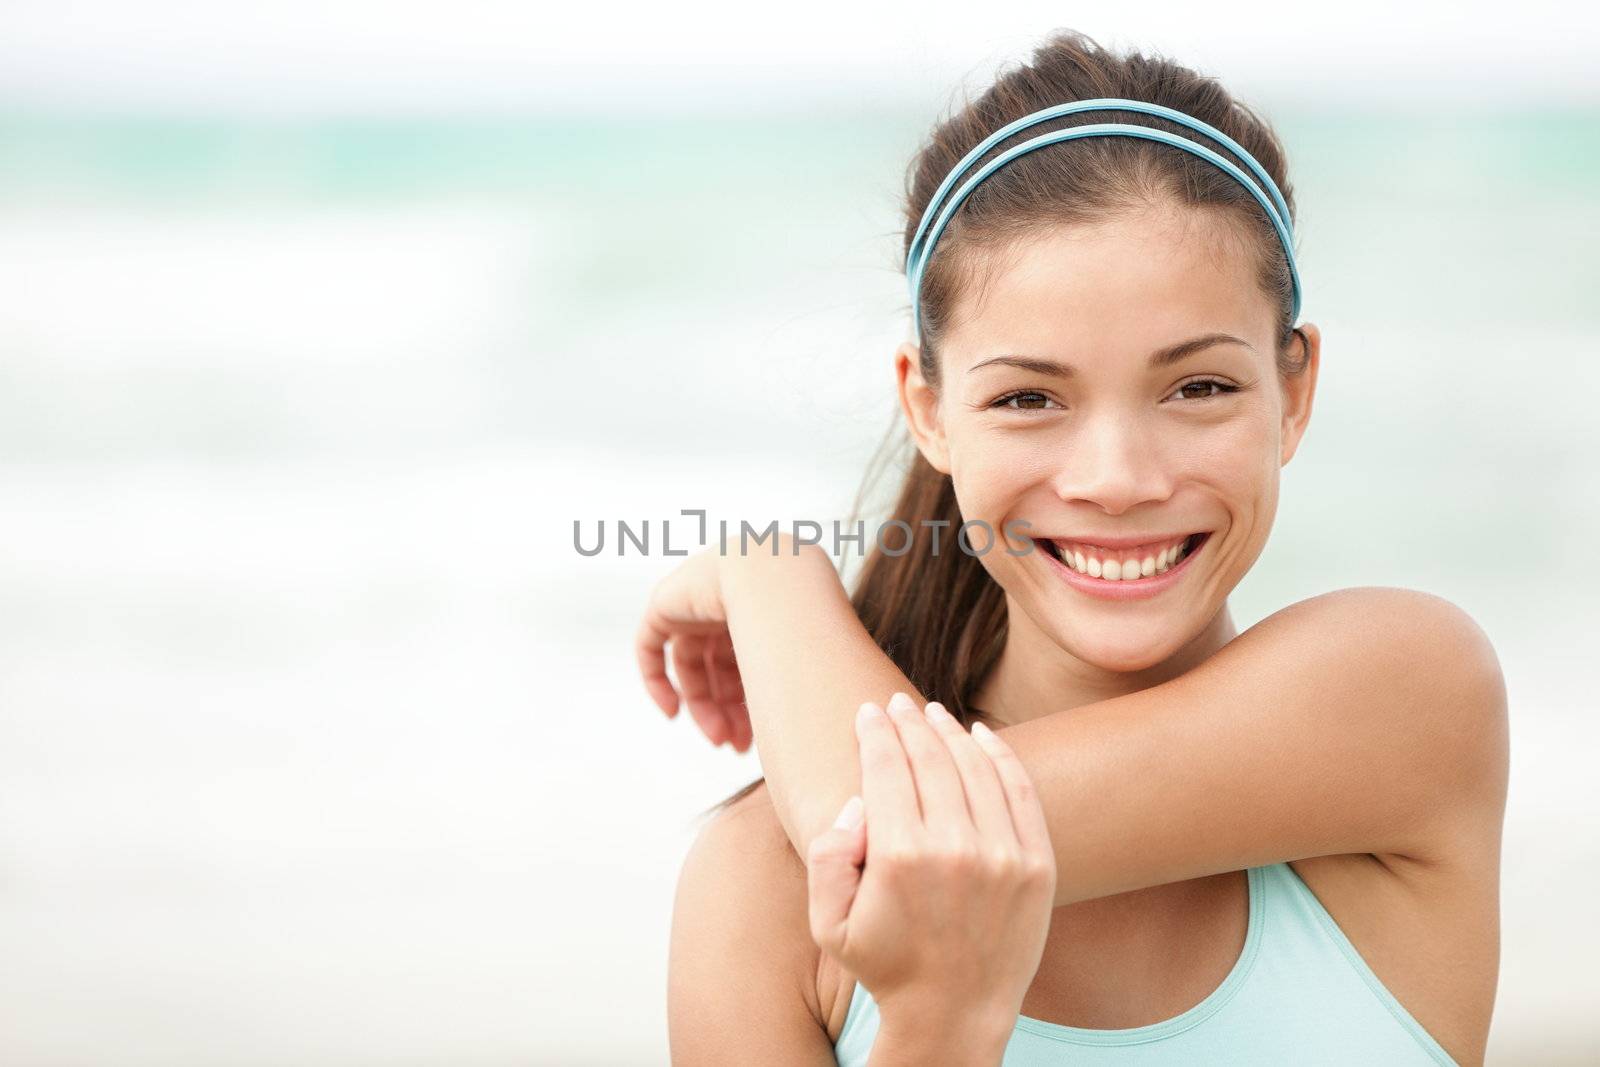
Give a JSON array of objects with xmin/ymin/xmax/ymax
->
[
  {"xmin": 872, "ymin": 999, "xmax": 1014, "ymax": 1066},
  {"xmin": 715, "ymin": 531, "xmax": 831, "ymax": 571},
  {"xmin": 716, "ymin": 534, "xmax": 841, "ymax": 605}
]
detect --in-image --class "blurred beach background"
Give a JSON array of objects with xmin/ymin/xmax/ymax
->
[{"xmin": 1, "ymin": 2, "xmax": 1597, "ymax": 1063}]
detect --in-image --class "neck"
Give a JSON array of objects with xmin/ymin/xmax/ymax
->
[{"xmin": 972, "ymin": 599, "xmax": 1239, "ymax": 726}]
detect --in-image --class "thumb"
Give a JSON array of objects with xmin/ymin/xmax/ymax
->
[{"xmin": 806, "ymin": 795, "xmax": 866, "ymax": 957}]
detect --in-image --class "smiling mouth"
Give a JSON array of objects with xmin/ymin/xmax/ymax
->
[{"xmin": 1037, "ymin": 533, "xmax": 1209, "ymax": 581}]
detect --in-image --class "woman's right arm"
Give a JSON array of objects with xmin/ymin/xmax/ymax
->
[
  {"xmin": 653, "ymin": 541, "xmax": 1506, "ymax": 912},
  {"xmin": 667, "ymin": 796, "xmax": 845, "ymax": 1065},
  {"xmin": 669, "ymin": 785, "xmax": 1016, "ymax": 1066}
]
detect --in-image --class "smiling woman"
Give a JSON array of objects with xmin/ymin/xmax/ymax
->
[
  {"xmin": 636, "ymin": 28, "xmax": 1506, "ymax": 1067},
  {"xmin": 905, "ymin": 206, "xmax": 1316, "ymax": 661}
]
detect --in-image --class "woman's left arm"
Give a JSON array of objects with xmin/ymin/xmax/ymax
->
[{"xmin": 698, "ymin": 541, "xmax": 1508, "ymax": 908}]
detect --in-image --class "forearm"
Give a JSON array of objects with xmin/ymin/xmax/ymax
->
[
  {"xmin": 718, "ymin": 540, "xmax": 918, "ymax": 858},
  {"xmin": 717, "ymin": 543, "xmax": 1501, "ymax": 907}
]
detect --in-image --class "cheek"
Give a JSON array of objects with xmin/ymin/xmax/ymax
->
[
  {"xmin": 945, "ymin": 431, "xmax": 1036, "ymax": 519},
  {"xmin": 1174, "ymin": 411, "xmax": 1280, "ymax": 494}
]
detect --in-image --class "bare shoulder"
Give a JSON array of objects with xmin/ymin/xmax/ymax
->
[
  {"xmin": 1244, "ymin": 585, "xmax": 1508, "ymax": 816},
  {"xmin": 668, "ymin": 781, "xmax": 856, "ymax": 1060},
  {"xmin": 1258, "ymin": 586, "xmax": 1502, "ymax": 685},
  {"xmin": 1250, "ymin": 584, "xmax": 1509, "ymax": 879},
  {"xmin": 1261, "ymin": 589, "xmax": 1507, "ymax": 1065}
]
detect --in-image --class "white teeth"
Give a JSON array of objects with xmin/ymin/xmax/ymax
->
[{"xmin": 1056, "ymin": 535, "xmax": 1201, "ymax": 581}]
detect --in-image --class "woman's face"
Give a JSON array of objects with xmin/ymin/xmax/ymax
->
[{"xmin": 897, "ymin": 203, "xmax": 1320, "ymax": 672}]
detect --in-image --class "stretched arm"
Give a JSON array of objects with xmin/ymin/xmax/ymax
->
[
  {"xmin": 670, "ymin": 786, "xmax": 1014, "ymax": 1066},
  {"xmin": 720, "ymin": 542, "xmax": 1508, "ymax": 908}
]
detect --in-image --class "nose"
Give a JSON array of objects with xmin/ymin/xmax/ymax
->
[{"xmin": 1048, "ymin": 411, "xmax": 1175, "ymax": 515}]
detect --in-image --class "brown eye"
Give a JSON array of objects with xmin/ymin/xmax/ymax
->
[
  {"xmin": 1171, "ymin": 378, "xmax": 1240, "ymax": 401},
  {"xmin": 992, "ymin": 391, "xmax": 1059, "ymax": 411}
]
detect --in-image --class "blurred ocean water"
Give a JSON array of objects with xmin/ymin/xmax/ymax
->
[{"xmin": 1, "ymin": 108, "xmax": 1597, "ymax": 1063}]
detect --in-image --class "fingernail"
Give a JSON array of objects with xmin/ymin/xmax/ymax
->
[
  {"xmin": 833, "ymin": 794, "xmax": 864, "ymax": 830},
  {"xmin": 856, "ymin": 702, "xmax": 882, "ymax": 729},
  {"xmin": 887, "ymin": 692, "xmax": 916, "ymax": 717},
  {"xmin": 924, "ymin": 701, "xmax": 950, "ymax": 723},
  {"xmin": 971, "ymin": 720, "xmax": 996, "ymax": 744}
]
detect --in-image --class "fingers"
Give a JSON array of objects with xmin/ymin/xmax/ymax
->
[
  {"xmin": 670, "ymin": 633, "xmax": 725, "ymax": 746},
  {"xmin": 706, "ymin": 632, "xmax": 744, "ymax": 706},
  {"xmin": 922, "ymin": 701, "xmax": 1017, "ymax": 845},
  {"xmin": 721, "ymin": 699, "xmax": 752, "ymax": 753},
  {"xmin": 855, "ymin": 702, "xmax": 920, "ymax": 849},
  {"xmin": 702, "ymin": 635, "xmax": 750, "ymax": 753},
  {"xmin": 637, "ymin": 606, "xmax": 747, "ymax": 753},
  {"xmin": 806, "ymin": 795, "xmax": 867, "ymax": 958},
  {"xmin": 883, "ymin": 692, "xmax": 973, "ymax": 836},
  {"xmin": 634, "ymin": 616, "xmax": 680, "ymax": 718},
  {"xmin": 971, "ymin": 720, "xmax": 1053, "ymax": 859}
]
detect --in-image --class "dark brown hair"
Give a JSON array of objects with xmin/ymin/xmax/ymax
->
[{"xmin": 706, "ymin": 29, "xmax": 1309, "ymax": 817}]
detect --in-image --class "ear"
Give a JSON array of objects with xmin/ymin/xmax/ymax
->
[
  {"xmin": 1278, "ymin": 323, "xmax": 1320, "ymax": 467},
  {"xmin": 895, "ymin": 342, "xmax": 951, "ymax": 474}
]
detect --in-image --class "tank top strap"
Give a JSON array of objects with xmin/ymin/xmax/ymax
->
[{"xmin": 1254, "ymin": 862, "xmax": 1457, "ymax": 1065}]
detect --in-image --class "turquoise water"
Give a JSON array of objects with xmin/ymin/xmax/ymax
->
[
  {"xmin": 2, "ymin": 109, "xmax": 1597, "ymax": 457},
  {"xmin": 1, "ymin": 108, "xmax": 1596, "ymax": 1063}
]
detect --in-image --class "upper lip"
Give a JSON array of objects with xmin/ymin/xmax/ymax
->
[{"xmin": 1037, "ymin": 532, "xmax": 1203, "ymax": 550}]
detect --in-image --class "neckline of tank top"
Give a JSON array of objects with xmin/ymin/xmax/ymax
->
[{"xmin": 1008, "ymin": 865, "xmax": 1264, "ymax": 1046}]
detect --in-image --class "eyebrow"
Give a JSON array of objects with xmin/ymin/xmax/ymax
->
[{"xmin": 966, "ymin": 333, "xmax": 1256, "ymax": 377}]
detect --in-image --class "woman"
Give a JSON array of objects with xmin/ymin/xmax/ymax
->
[{"xmin": 641, "ymin": 31, "xmax": 1507, "ymax": 1066}]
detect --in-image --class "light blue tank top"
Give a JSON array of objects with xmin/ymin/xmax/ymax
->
[{"xmin": 833, "ymin": 863, "xmax": 1458, "ymax": 1065}]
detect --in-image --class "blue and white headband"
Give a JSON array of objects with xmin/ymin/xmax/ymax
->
[{"xmin": 906, "ymin": 98, "xmax": 1302, "ymax": 336}]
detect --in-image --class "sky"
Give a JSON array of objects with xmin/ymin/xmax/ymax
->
[{"xmin": 2, "ymin": 0, "xmax": 1597, "ymax": 116}]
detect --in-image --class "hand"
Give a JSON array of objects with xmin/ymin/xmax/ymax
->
[
  {"xmin": 635, "ymin": 549, "xmax": 751, "ymax": 752},
  {"xmin": 806, "ymin": 692, "xmax": 1056, "ymax": 1041}
]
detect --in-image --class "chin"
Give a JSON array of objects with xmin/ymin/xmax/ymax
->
[{"xmin": 1055, "ymin": 626, "xmax": 1185, "ymax": 674}]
